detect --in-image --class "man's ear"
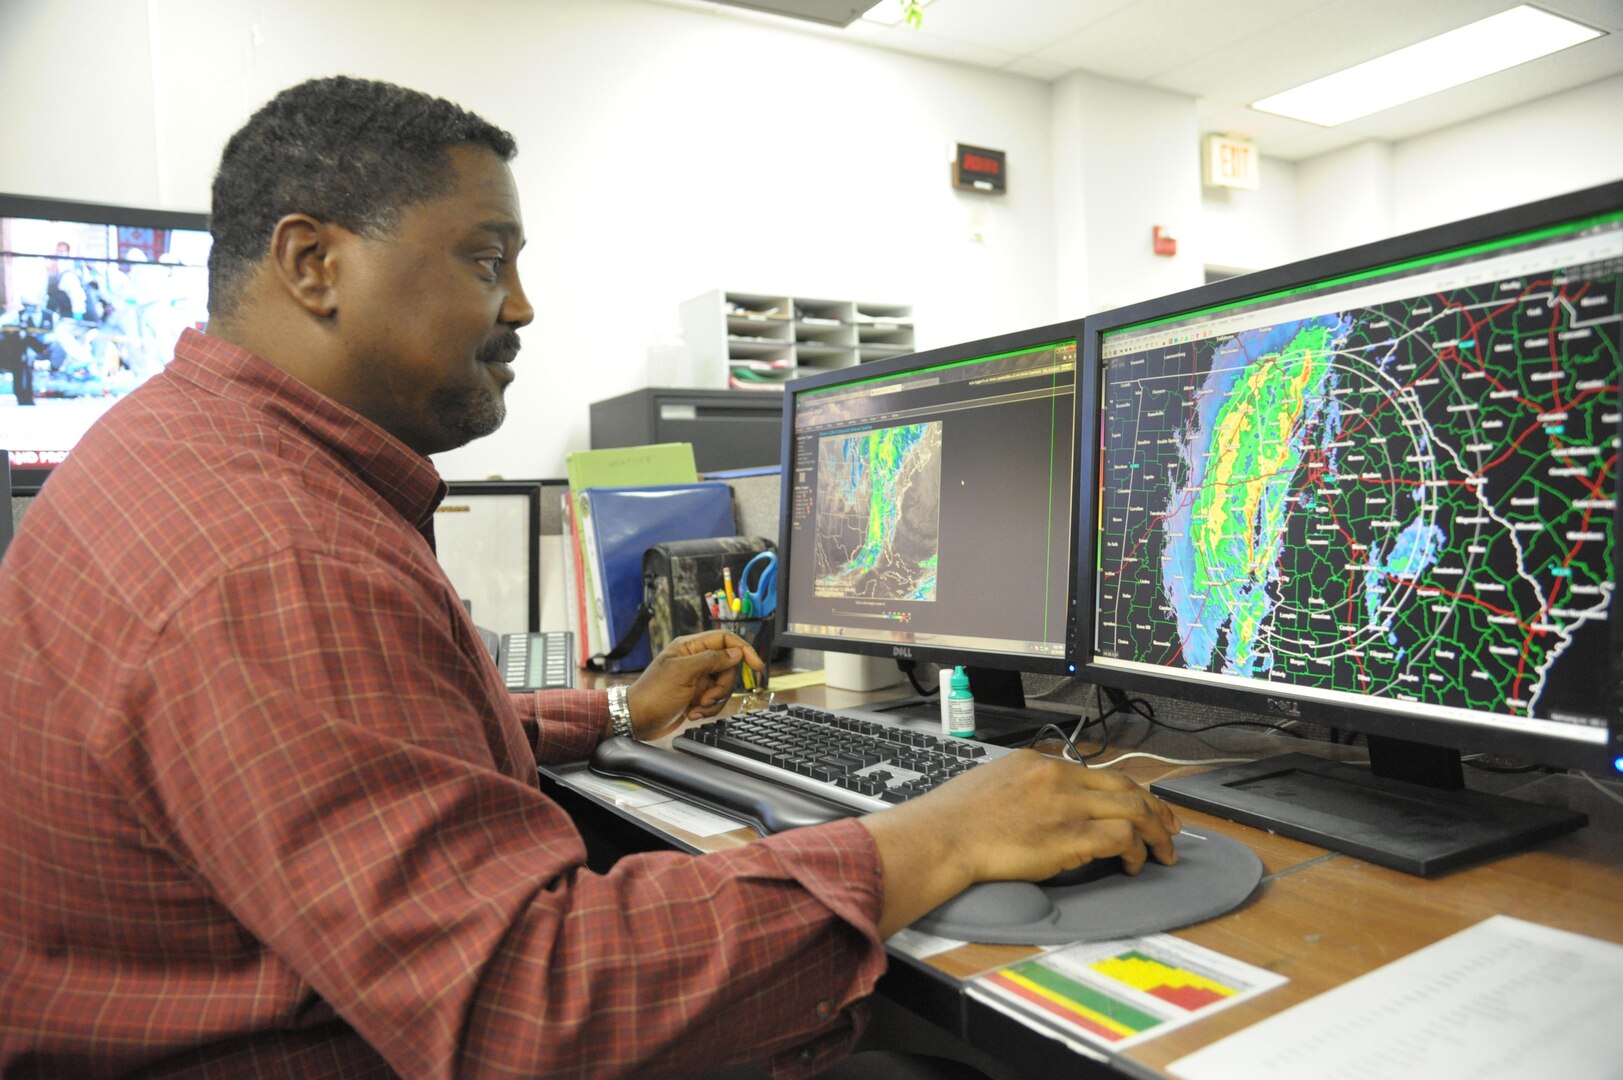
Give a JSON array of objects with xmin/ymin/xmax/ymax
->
[{"xmin": 267, "ymin": 214, "xmax": 338, "ymax": 318}]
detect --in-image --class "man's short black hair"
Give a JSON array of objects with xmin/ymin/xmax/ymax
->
[{"xmin": 207, "ymin": 76, "xmax": 517, "ymax": 317}]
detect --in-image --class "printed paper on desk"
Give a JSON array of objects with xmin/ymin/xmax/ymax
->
[
  {"xmin": 968, "ymin": 933, "xmax": 1287, "ymax": 1053},
  {"xmin": 641, "ymin": 799, "xmax": 750, "ymax": 837},
  {"xmin": 1167, "ymin": 914, "xmax": 1623, "ymax": 1080},
  {"xmin": 562, "ymin": 772, "xmax": 671, "ymax": 809},
  {"xmin": 887, "ymin": 927, "xmax": 968, "ymax": 960}
]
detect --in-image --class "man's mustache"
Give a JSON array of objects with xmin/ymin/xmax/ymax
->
[{"xmin": 478, "ymin": 331, "xmax": 521, "ymax": 365}]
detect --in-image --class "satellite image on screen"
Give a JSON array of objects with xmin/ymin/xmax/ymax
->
[{"xmin": 814, "ymin": 421, "xmax": 942, "ymax": 602}]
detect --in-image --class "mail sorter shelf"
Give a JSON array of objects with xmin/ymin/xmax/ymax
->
[{"xmin": 680, "ymin": 289, "xmax": 915, "ymax": 390}]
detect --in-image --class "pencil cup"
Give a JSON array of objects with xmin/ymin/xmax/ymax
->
[{"xmin": 707, "ymin": 613, "xmax": 774, "ymax": 692}]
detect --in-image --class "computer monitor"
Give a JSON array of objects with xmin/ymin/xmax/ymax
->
[
  {"xmin": 1076, "ymin": 179, "xmax": 1623, "ymax": 874},
  {"xmin": 777, "ymin": 320, "xmax": 1083, "ymax": 728},
  {"xmin": 1, "ymin": 193, "xmax": 211, "ymax": 495},
  {"xmin": 0, "ymin": 449, "xmax": 13, "ymax": 566}
]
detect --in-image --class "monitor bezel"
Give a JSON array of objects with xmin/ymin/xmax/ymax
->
[
  {"xmin": 1, "ymin": 192, "xmax": 211, "ymax": 496},
  {"xmin": 1074, "ymin": 179, "xmax": 1623, "ymax": 775},
  {"xmin": 0, "ymin": 447, "xmax": 13, "ymax": 566},
  {"xmin": 775, "ymin": 318, "xmax": 1087, "ymax": 676}
]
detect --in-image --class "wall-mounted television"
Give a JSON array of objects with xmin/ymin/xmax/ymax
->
[{"xmin": 1, "ymin": 193, "xmax": 211, "ymax": 495}]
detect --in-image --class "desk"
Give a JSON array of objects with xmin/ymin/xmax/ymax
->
[{"xmin": 540, "ymin": 682, "xmax": 1623, "ymax": 1078}]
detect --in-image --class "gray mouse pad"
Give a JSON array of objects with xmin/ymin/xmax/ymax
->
[{"xmin": 911, "ymin": 829, "xmax": 1263, "ymax": 945}]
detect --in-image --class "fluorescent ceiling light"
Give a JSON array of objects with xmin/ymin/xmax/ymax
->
[
  {"xmin": 1252, "ymin": 5, "xmax": 1603, "ymax": 127},
  {"xmin": 861, "ymin": 0, "xmax": 932, "ymax": 27}
]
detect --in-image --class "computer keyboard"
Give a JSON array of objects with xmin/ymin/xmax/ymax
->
[
  {"xmin": 586, "ymin": 703, "xmax": 1261, "ymax": 947},
  {"xmin": 591, "ymin": 736, "xmax": 858, "ymax": 834},
  {"xmin": 672, "ymin": 702, "xmax": 1012, "ymax": 815}
]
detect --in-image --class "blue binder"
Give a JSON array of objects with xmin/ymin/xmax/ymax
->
[{"xmin": 580, "ymin": 482, "xmax": 735, "ymax": 672}]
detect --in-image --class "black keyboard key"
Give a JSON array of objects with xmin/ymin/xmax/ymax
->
[{"xmin": 716, "ymin": 736, "xmax": 776, "ymax": 762}]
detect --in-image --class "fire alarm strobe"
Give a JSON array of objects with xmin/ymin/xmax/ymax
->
[
  {"xmin": 1153, "ymin": 225, "xmax": 1178, "ymax": 257},
  {"xmin": 953, "ymin": 144, "xmax": 1005, "ymax": 194}
]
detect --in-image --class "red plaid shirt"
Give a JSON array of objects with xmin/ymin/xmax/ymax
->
[{"xmin": 0, "ymin": 330, "xmax": 886, "ymax": 1079}]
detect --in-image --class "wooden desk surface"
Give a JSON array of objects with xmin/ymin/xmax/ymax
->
[{"xmin": 550, "ymin": 679, "xmax": 1623, "ymax": 1078}]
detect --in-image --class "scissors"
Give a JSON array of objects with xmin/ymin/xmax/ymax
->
[{"xmin": 739, "ymin": 551, "xmax": 778, "ymax": 618}]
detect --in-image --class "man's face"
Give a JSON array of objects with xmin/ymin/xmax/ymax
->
[{"xmin": 334, "ymin": 144, "xmax": 532, "ymax": 456}]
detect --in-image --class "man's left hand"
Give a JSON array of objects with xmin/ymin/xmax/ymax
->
[{"xmin": 624, "ymin": 630, "xmax": 765, "ymax": 740}]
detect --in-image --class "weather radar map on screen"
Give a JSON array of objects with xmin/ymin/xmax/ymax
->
[{"xmin": 1094, "ymin": 211, "xmax": 1622, "ymax": 744}]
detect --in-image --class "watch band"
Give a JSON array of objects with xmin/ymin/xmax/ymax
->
[{"xmin": 607, "ymin": 684, "xmax": 635, "ymax": 740}]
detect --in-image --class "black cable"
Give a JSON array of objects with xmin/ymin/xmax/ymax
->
[
  {"xmin": 1093, "ymin": 685, "xmax": 1156, "ymax": 726},
  {"xmin": 1092, "ymin": 683, "xmax": 1305, "ymax": 739},
  {"xmin": 898, "ymin": 660, "xmax": 936, "ymax": 698},
  {"xmin": 1463, "ymin": 759, "xmax": 1550, "ymax": 775},
  {"xmin": 1023, "ymin": 722, "xmax": 1110, "ymax": 764},
  {"xmin": 1075, "ymin": 715, "xmax": 1110, "ymax": 762},
  {"xmin": 1149, "ymin": 717, "xmax": 1311, "ymax": 738}
]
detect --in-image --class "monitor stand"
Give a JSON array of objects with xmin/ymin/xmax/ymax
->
[
  {"xmin": 1150, "ymin": 734, "xmax": 1588, "ymax": 876},
  {"xmin": 862, "ymin": 665, "xmax": 1050, "ymax": 746}
]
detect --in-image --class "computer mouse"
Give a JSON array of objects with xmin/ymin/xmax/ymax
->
[{"xmin": 1039, "ymin": 855, "xmax": 1125, "ymax": 888}]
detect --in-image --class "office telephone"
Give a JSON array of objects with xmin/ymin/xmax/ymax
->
[{"xmin": 478, "ymin": 627, "xmax": 577, "ymax": 691}]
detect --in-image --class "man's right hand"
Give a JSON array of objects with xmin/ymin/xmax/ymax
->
[{"xmin": 857, "ymin": 751, "xmax": 1181, "ymax": 938}]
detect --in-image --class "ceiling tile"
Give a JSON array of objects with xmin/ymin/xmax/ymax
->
[
  {"xmin": 1002, "ymin": 55, "xmax": 1073, "ymax": 81},
  {"xmin": 1195, "ymin": 101, "xmax": 1322, "ymax": 146},
  {"xmin": 1327, "ymin": 34, "xmax": 1623, "ymax": 142},
  {"xmin": 1262, "ymin": 125, "xmax": 1375, "ymax": 161},
  {"xmin": 844, "ymin": 18, "xmax": 1022, "ymax": 68},
  {"xmin": 1035, "ymin": 0, "xmax": 1333, "ymax": 82},
  {"xmin": 907, "ymin": 0, "xmax": 1136, "ymax": 56},
  {"xmin": 640, "ymin": 0, "xmax": 1623, "ymax": 160},
  {"xmin": 1148, "ymin": 0, "xmax": 1518, "ymax": 101}
]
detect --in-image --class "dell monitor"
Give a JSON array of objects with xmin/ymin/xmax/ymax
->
[
  {"xmin": 777, "ymin": 320, "xmax": 1083, "ymax": 731},
  {"xmin": 1077, "ymin": 179, "xmax": 1623, "ymax": 874},
  {"xmin": 1, "ymin": 193, "xmax": 211, "ymax": 495},
  {"xmin": 0, "ymin": 449, "xmax": 12, "ymax": 566}
]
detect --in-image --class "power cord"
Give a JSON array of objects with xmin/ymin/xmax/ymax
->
[
  {"xmin": 1091, "ymin": 751, "xmax": 1256, "ymax": 768},
  {"xmin": 1023, "ymin": 722, "xmax": 1105, "ymax": 764},
  {"xmin": 898, "ymin": 659, "xmax": 937, "ymax": 698}
]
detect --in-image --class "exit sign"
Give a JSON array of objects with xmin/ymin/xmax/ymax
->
[{"xmin": 1203, "ymin": 135, "xmax": 1259, "ymax": 190}]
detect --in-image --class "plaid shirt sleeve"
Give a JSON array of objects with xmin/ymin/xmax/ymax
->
[
  {"xmin": 512, "ymin": 688, "xmax": 609, "ymax": 763},
  {"xmin": 94, "ymin": 546, "xmax": 886, "ymax": 1079}
]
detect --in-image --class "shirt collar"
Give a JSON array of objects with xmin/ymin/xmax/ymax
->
[{"xmin": 166, "ymin": 328, "xmax": 448, "ymax": 535}]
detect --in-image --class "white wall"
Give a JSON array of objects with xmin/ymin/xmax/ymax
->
[
  {"xmin": 1226, "ymin": 75, "xmax": 1623, "ymax": 273},
  {"xmin": 1391, "ymin": 72, "xmax": 1623, "ymax": 234},
  {"xmin": 1200, "ymin": 156, "xmax": 1299, "ymax": 275},
  {"xmin": 1296, "ymin": 140, "xmax": 1396, "ymax": 259},
  {"xmin": 0, "ymin": 0, "xmax": 1057, "ymax": 480},
  {"xmin": 4, "ymin": 0, "xmax": 1622, "ymax": 476},
  {"xmin": 1052, "ymin": 71, "xmax": 1205, "ymax": 315}
]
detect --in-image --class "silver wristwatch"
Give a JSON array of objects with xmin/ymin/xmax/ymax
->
[{"xmin": 607, "ymin": 684, "xmax": 635, "ymax": 740}]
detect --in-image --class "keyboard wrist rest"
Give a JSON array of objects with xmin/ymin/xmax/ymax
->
[{"xmin": 589, "ymin": 737, "xmax": 860, "ymax": 835}]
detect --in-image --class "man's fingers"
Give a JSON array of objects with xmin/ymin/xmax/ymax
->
[
  {"xmin": 1072, "ymin": 819, "xmax": 1154, "ymax": 875},
  {"xmin": 1075, "ymin": 788, "xmax": 1178, "ymax": 867},
  {"xmin": 670, "ymin": 631, "xmax": 763, "ymax": 672}
]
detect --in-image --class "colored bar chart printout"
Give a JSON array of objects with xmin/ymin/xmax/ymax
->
[{"xmin": 970, "ymin": 934, "xmax": 1287, "ymax": 1052}]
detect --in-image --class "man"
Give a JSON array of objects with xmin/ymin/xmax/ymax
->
[
  {"xmin": 0, "ymin": 295, "xmax": 55, "ymax": 405},
  {"xmin": 45, "ymin": 241, "xmax": 87, "ymax": 322},
  {"xmin": 0, "ymin": 77, "xmax": 1179, "ymax": 1078}
]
